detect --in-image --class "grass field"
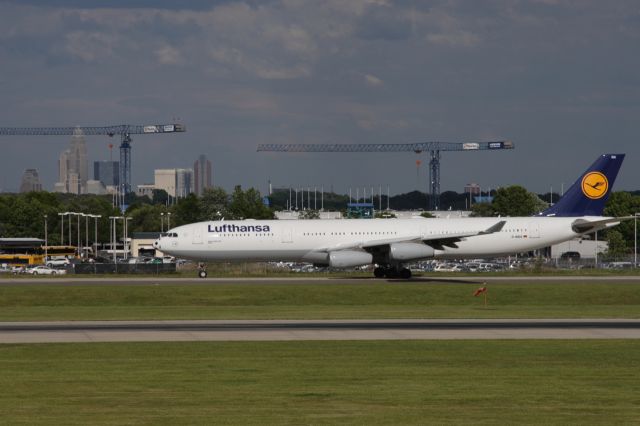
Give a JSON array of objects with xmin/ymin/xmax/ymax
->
[
  {"xmin": 0, "ymin": 340, "xmax": 638, "ymax": 425},
  {"xmin": 1, "ymin": 280, "xmax": 640, "ymax": 320}
]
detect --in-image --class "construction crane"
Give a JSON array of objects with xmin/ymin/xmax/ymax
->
[
  {"xmin": 257, "ymin": 140, "xmax": 514, "ymax": 210},
  {"xmin": 0, "ymin": 123, "xmax": 186, "ymax": 194}
]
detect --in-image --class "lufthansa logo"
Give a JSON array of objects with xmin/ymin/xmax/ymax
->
[{"xmin": 581, "ymin": 171, "xmax": 608, "ymax": 199}]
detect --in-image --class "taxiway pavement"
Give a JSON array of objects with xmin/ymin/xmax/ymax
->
[{"xmin": 2, "ymin": 319, "xmax": 640, "ymax": 343}]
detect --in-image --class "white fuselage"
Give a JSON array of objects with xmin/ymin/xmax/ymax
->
[{"xmin": 155, "ymin": 216, "xmax": 594, "ymax": 263}]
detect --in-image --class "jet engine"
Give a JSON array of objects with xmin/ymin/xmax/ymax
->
[
  {"xmin": 388, "ymin": 243, "xmax": 435, "ymax": 261},
  {"xmin": 329, "ymin": 250, "xmax": 373, "ymax": 268}
]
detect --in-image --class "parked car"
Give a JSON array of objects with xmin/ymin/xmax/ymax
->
[
  {"xmin": 11, "ymin": 266, "xmax": 27, "ymax": 274},
  {"xmin": 45, "ymin": 257, "xmax": 71, "ymax": 268},
  {"xmin": 26, "ymin": 266, "xmax": 66, "ymax": 275}
]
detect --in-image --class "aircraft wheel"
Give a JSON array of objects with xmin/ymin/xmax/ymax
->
[
  {"xmin": 33, "ymin": 272, "xmax": 38, "ymax": 275},
  {"xmin": 52, "ymin": 271, "xmax": 57, "ymax": 275},
  {"xmin": 399, "ymin": 268, "xmax": 412, "ymax": 279},
  {"xmin": 198, "ymin": 270, "xmax": 208, "ymax": 279},
  {"xmin": 373, "ymin": 267, "xmax": 385, "ymax": 278},
  {"xmin": 383, "ymin": 268, "xmax": 397, "ymax": 278}
]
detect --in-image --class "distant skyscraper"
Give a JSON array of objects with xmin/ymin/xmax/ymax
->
[
  {"xmin": 94, "ymin": 161, "xmax": 119, "ymax": 187},
  {"xmin": 19, "ymin": 169, "xmax": 43, "ymax": 193},
  {"xmin": 54, "ymin": 127, "xmax": 89, "ymax": 194},
  {"xmin": 193, "ymin": 154, "xmax": 212, "ymax": 196},
  {"xmin": 176, "ymin": 168, "xmax": 194, "ymax": 198}
]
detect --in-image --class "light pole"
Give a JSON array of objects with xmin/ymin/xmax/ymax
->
[
  {"xmin": 44, "ymin": 214, "xmax": 48, "ymax": 262},
  {"xmin": 123, "ymin": 216, "xmax": 132, "ymax": 260},
  {"xmin": 88, "ymin": 214, "xmax": 101, "ymax": 257},
  {"xmin": 160, "ymin": 212, "xmax": 164, "ymax": 232},
  {"xmin": 167, "ymin": 212, "xmax": 171, "ymax": 230},
  {"xmin": 632, "ymin": 212, "xmax": 637, "ymax": 267},
  {"xmin": 595, "ymin": 230, "xmax": 598, "ymax": 268},
  {"xmin": 84, "ymin": 214, "xmax": 89, "ymax": 258},
  {"xmin": 76, "ymin": 213, "xmax": 81, "ymax": 258},
  {"xmin": 109, "ymin": 216, "xmax": 121, "ymax": 263},
  {"xmin": 58, "ymin": 212, "xmax": 67, "ymax": 245}
]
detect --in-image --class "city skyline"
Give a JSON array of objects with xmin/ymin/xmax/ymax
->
[{"xmin": 0, "ymin": 1, "xmax": 639, "ymax": 195}]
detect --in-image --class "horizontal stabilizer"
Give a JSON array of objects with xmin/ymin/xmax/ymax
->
[{"xmin": 571, "ymin": 216, "xmax": 633, "ymax": 234}]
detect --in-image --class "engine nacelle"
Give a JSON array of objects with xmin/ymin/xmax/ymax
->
[
  {"xmin": 388, "ymin": 243, "xmax": 435, "ymax": 261},
  {"xmin": 329, "ymin": 250, "xmax": 373, "ymax": 268}
]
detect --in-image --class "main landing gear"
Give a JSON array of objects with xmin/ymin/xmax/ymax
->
[
  {"xmin": 373, "ymin": 266, "xmax": 412, "ymax": 279},
  {"xmin": 197, "ymin": 263, "xmax": 208, "ymax": 278}
]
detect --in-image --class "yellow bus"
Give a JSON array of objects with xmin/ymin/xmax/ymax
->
[{"xmin": 0, "ymin": 254, "xmax": 45, "ymax": 266}]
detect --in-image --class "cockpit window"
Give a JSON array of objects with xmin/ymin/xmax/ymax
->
[{"xmin": 166, "ymin": 232, "xmax": 178, "ymax": 238}]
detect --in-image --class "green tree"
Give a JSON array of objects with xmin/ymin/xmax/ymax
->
[
  {"xmin": 128, "ymin": 204, "xmax": 164, "ymax": 233},
  {"xmin": 172, "ymin": 194, "xmax": 202, "ymax": 226},
  {"xmin": 229, "ymin": 186, "xmax": 274, "ymax": 220},
  {"xmin": 470, "ymin": 202, "xmax": 495, "ymax": 217},
  {"xmin": 492, "ymin": 186, "xmax": 545, "ymax": 216},
  {"xmin": 199, "ymin": 187, "xmax": 230, "ymax": 220},
  {"xmin": 152, "ymin": 189, "xmax": 169, "ymax": 205},
  {"xmin": 604, "ymin": 229, "xmax": 629, "ymax": 261},
  {"xmin": 603, "ymin": 191, "xmax": 640, "ymax": 256}
]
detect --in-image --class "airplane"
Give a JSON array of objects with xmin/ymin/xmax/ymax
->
[{"xmin": 154, "ymin": 154, "xmax": 627, "ymax": 279}]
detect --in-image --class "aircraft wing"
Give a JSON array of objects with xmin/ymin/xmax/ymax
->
[
  {"xmin": 420, "ymin": 220, "xmax": 506, "ymax": 250},
  {"xmin": 316, "ymin": 220, "xmax": 506, "ymax": 252},
  {"xmin": 571, "ymin": 216, "xmax": 633, "ymax": 234}
]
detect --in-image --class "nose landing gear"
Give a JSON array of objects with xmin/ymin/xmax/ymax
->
[{"xmin": 197, "ymin": 262, "xmax": 208, "ymax": 278}]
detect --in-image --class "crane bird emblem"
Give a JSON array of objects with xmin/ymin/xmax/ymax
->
[{"xmin": 581, "ymin": 171, "xmax": 608, "ymax": 199}]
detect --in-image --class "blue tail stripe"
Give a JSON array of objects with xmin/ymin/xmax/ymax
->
[{"xmin": 538, "ymin": 154, "xmax": 624, "ymax": 217}]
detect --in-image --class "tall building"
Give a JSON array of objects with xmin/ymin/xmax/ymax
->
[
  {"xmin": 154, "ymin": 169, "xmax": 176, "ymax": 198},
  {"xmin": 19, "ymin": 169, "xmax": 43, "ymax": 193},
  {"xmin": 154, "ymin": 168, "xmax": 194, "ymax": 198},
  {"xmin": 94, "ymin": 161, "xmax": 119, "ymax": 187},
  {"xmin": 193, "ymin": 154, "xmax": 212, "ymax": 196},
  {"xmin": 176, "ymin": 168, "xmax": 194, "ymax": 198},
  {"xmin": 54, "ymin": 127, "xmax": 89, "ymax": 194}
]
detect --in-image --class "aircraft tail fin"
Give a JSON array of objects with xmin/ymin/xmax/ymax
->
[{"xmin": 539, "ymin": 154, "xmax": 624, "ymax": 217}]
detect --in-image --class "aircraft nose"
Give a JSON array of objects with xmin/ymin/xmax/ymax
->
[{"xmin": 153, "ymin": 239, "xmax": 160, "ymax": 250}]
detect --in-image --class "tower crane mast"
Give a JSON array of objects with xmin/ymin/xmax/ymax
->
[
  {"xmin": 257, "ymin": 140, "xmax": 514, "ymax": 210},
  {"xmin": 0, "ymin": 123, "xmax": 186, "ymax": 194}
]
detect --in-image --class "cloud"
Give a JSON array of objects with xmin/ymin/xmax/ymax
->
[
  {"xmin": 62, "ymin": 31, "xmax": 120, "ymax": 62},
  {"xmin": 155, "ymin": 44, "xmax": 183, "ymax": 65},
  {"xmin": 364, "ymin": 74, "xmax": 383, "ymax": 87}
]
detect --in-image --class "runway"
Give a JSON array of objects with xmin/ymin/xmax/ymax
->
[{"xmin": 2, "ymin": 319, "xmax": 640, "ymax": 343}]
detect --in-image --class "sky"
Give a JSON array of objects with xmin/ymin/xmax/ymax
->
[{"xmin": 1, "ymin": 0, "xmax": 639, "ymax": 196}]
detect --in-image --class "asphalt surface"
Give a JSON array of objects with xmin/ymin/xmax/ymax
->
[
  {"xmin": 2, "ymin": 275, "xmax": 640, "ymax": 286},
  {"xmin": 2, "ymin": 319, "xmax": 640, "ymax": 343}
]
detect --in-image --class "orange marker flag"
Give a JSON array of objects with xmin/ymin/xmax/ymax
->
[{"xmin": 473, "ymin": 286, "xmax": 487, "ymax": 297}]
